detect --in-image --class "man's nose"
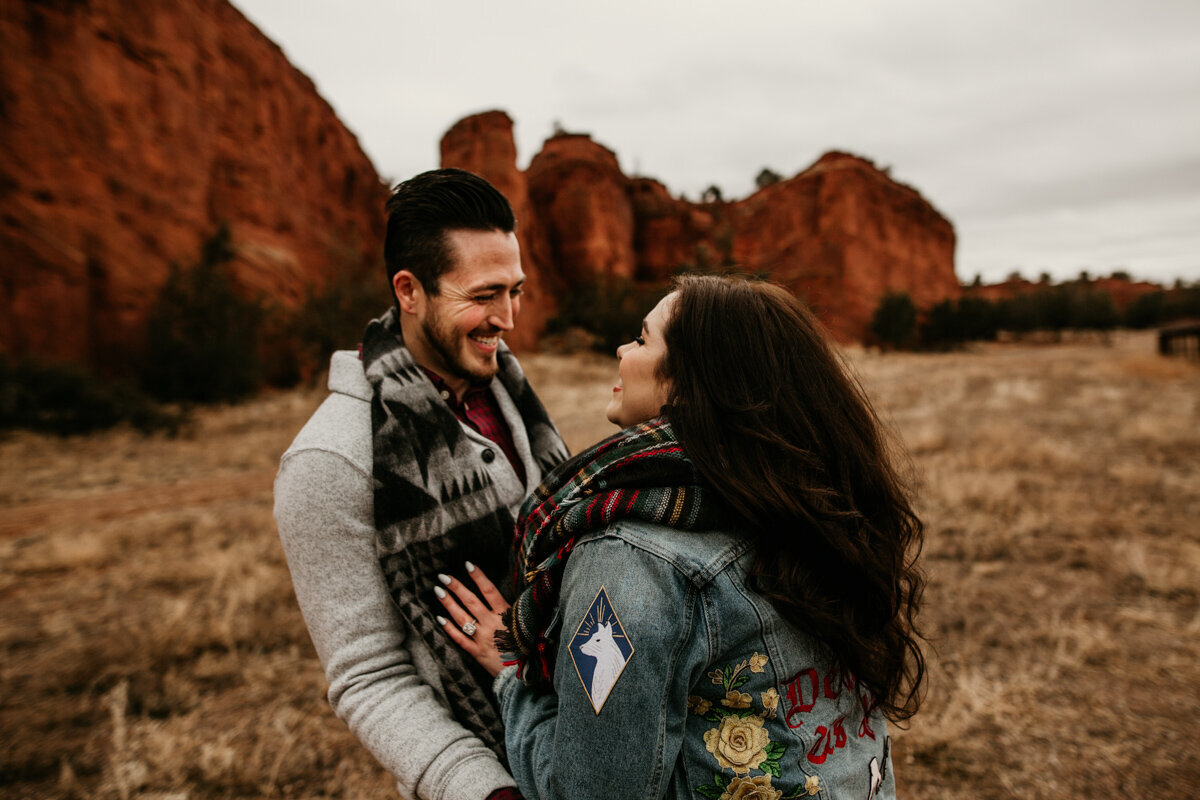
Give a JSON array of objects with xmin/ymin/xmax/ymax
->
[{"xmin": 489, "ymin": 294, "xmax": 516, "ymax": 331}]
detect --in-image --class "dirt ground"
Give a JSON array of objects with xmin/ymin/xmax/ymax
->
[{"xmin": 2, "ymin": 332, "xmax": 1198, "ymax": 799}]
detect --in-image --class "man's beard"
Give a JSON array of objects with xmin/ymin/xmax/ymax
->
[{"xmin": 422, "ymin": 307, "xmax": 499, "ymax": 386}]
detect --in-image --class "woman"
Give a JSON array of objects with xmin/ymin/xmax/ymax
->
[{"xmin": 435, "ymin": 274, "xmax": 925, "ymax": 799}]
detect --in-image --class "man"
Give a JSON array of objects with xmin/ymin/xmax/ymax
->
[{"xmin": 274, "ymin": 169, "xmax": 568, "ymax": 800}]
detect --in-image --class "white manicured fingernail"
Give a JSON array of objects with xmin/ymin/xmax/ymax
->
[
  {"xmin": 437, "ymin": 573, "xmax": 452, "ymax": 585},
  {"xmin": 434, "ymin": 586, "xmax": 447, "ymax": 599},
  {"xmin": 465, "ymin": 561, "xmax": 476, "ymax": 573},
  {"xmin": 436, "ymin": 615, "xmax": 448, "ymax": 626}
]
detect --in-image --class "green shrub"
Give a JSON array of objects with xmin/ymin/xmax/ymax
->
[
  {"xmin": 870, "ymin": 292, "xmax": 918, "ymax": 349},
  {"xmin": 919, "ymin": 297, "xmax": 1001, "ymax": 349},
  {"xmin": 289, "ymin": 269, "xmax": 387, "ymax": 375},
  {"xmin": 1070, "ymin": 289, "xmax": 1118, "ymax": 331},
  {"xmin": 0, "ymin": 356, "xmax": 183, "ymax": 436},
  {"xmin": 547, "ymin": 276, "xmax": 666, "ymax": 353},
  {"xmin": 139, "ymin": 225, "xmax": 266, "ymax": 403},
  {"xmin": 1162, "ymin": 285, "xmax": 1200, "ymax": 321},
  {"xmin": 920, "ymin": 300, "xmax": 964, "ymax": 349},
  {"xmin": 957, "ymin": 296, "xmax": 1002, "ymax": 341},
  {"xmin": 1124, "ymin": 291, "xmax": 1164, "ymax": 328}
]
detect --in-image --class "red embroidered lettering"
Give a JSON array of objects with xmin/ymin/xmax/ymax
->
[
  {"xmin": 823, "ymin": 672, "xmax": 841, "ymax": 699},
  {"xmin": 807, "ymin": 718, "xmax": 850, "ymax": 764},
  {"xmin": 783, "ymin": 668, "xmax": 819, "ymax": 729},
  {"xmin": 858, "ymin": 691, "xmax": 877, "ymax": 740},
  {"xmin": 808, "ymin": 725, "xmax": 835, "ymax": 764}
]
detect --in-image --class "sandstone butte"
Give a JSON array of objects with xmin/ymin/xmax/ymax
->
[
  {"xmin": 0, "ymin": 0, "xmax": 387, "ymax": 375},
  {"xmin": 2, "ymin": 0, "xmax": 960, "ymax": 379},
  {"xmin": 443, "ymin": 112, "xmax": 960, "ymax": 344}
]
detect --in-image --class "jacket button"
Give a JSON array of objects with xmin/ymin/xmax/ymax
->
[{"xmin": 482, "ymin": 448, "xmax": 496, "ymax": 463}]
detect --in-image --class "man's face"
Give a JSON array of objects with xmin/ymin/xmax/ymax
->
[{"xmin": 397, "ymin": 229, "xmax": 524, "ymax": 397}]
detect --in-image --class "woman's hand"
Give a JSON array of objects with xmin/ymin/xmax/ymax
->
[{"xmin": 434, "ymin": 561, "xmax": 510, "ymax": 677}]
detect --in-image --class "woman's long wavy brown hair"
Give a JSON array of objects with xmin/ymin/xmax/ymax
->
[{"xmin": 659, "ymin": 274, "xmax": 926, "ymax": 723}]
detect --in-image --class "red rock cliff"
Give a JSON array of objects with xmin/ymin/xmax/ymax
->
[
  {"xmin": 728, "ymin": 152, "xmax": 959, "ymax": 340},
  {"xmin": 441, "ymin": 115, "xmax": 960, "ymax": 344},
  {"xmin": 440, "ymin": 111, "xmax": 552, "ymax": 351},
  {"xmin": 525, "ymin": 133, "xmax": 637, "ymax": 286},
  {"xmin": 0, "ymin": 0, "xmax": 388, "ymax": 374}
]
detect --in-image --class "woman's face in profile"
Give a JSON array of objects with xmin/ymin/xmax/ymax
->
[{"xmin": 605, "ymin": 292, "xmax": 675, "ymax": 428}]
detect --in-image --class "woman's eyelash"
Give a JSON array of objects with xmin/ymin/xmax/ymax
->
[{"xmin": 633, "ymin": 335, "xmax": 646, "ymax": 345}]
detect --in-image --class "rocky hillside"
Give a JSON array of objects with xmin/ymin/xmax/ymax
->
[
  {"xmin": 2, "ymin": 1, "xmax": 959, "ymax": 374},
  {"xmin": 446, "ymin": 113, "xmax": 959, "ymax": 343},
  {"xmin": 0, "ymin": 0, "xmax": 387, "ymax": 374}
]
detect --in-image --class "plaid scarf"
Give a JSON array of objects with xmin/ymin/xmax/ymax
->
[{"xmin": 499, "ymin": 416, "xmax": 726, "ymax": 689}]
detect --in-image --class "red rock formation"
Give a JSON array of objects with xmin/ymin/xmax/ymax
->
[
  {"xmin": 535, "ymin": 143, "xmax": 958, "ymax": 342},
  {"xmin": 0, "ymin": 0, "xmax": 387, "ymax": 375},
  {"xmin": 440, "ymin": 120, "xmax": 960, "ymax": 343},
  {"xmin": 4, "ymin": 14, "xmax": 960, "ymax": 378},
  {"xmin": 630, "ymin": 178, "xmax": 717, "ymax": 281},
  {"xmin": 525, "ymin": 133, "xmax": 637, "ymax": 286},
  {"xmin": 440, "ymin": 111, "xmax": 551, "ymax": 351},
  {"xmin": 727, "ymin": 152, "xmax": 959, "ymax": 341}
]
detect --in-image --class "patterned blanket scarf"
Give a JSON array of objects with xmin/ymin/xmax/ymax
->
[
  {"xmin": 363, "ymin": 307, "xmax": 567, "ymax": 760},
  {"xmin": 499, "ymin": 417, "xmax": 726, "ymax": 689}
]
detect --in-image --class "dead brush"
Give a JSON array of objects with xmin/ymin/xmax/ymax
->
[{"xmin": 2, "ymin": 331, "xmax": 1198, "ymax": 799}]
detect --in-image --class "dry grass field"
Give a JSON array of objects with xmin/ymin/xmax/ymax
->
[{"xmin": 2, "ymin": 332, "xmax": 1198, "ymax": 799}]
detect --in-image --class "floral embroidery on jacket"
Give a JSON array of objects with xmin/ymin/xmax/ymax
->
[
  {"xmin": 760, "ymin": 688, "xmax": 780, "ymax": 718},
  {"xmin": 704, "ymin": 715, "xmax": 773, "ymax": 773},
  {"xmin": 721, "ymin": 690, "xmax": 753, "ymax": 709},
  {"xmin": 693, "ymin": 654, "xmax": 819, "ymax": 799},
  {"xmin": 716, "ymin": 775, "xmax": 781, "ymax": 800}
]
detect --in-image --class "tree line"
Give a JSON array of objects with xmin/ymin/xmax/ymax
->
[
  {"xmin": 869, "ymin": 280, "xmax": 1200, "ymax": 350},
  {"xmin": 5, "ymin": 227, "xmax": 1196, "ymax": 435},
  {"xmin": 2, "ymin": 226, "xmax": 384, "ymax": 436}
]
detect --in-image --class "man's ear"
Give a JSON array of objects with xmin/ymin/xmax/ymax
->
[{"xmin": 392, "ymin": 270, "xmax": 422, "ymax": 314}]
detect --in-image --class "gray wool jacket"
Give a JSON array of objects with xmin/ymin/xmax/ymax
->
[{"xmin": 274, "ymin": 350, "xmax": 550, "ymax": 800}]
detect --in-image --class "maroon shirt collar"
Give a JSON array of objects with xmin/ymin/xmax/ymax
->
[
  {"xmin": 418, "ymin": 367, "xmax": 489, "ymax": 407},
  {"xmin": 417, "ymin": 366, "xmax": 526, "ymax": 486}
]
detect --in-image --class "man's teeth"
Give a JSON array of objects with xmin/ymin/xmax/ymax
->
[{"xmin": 470, "ymin": 334, "xmax": 499, "ymax": 346}]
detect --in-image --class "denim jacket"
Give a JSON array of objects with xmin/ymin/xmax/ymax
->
[{"xmin": 494, "ymin": 520, "xmax": 896, "ymax": 800}]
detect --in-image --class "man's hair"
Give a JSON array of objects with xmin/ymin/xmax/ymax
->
[
  {"xmin": 383, "ymin": 168, "xmax": 516, "ymax": 296},
  {"xmin": 659, "ymin": 273, "xmax": 926, "ymax": 723}
]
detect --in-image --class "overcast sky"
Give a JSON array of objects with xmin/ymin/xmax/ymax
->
[{"xmin": 233, "ymin": 0, "xmax": 1200, "ymax": 285}]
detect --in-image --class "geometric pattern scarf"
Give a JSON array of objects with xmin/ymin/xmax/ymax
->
[
  {"xmin": 498, "ymin": 417, "xmax": 726, "ymax": 691},
  {"xmin": 363, "ymin": 307, "xmax": 567, "ymax": 761}
]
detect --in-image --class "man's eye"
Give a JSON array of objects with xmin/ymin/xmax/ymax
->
[
  {"xmin": 510, "ymin": 288, "xmax": 524, "ymax": 298},
  {"xmin": 633, "ymin": 335, "xmax": 646, "ymax": 346},
  {"xmin": 474, "ymin": 294, "xmax": 496, "ymax": 303}
]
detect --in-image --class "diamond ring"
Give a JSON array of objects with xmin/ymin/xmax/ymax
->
[{"xmin": 461, "ymin": 619, "xmax": 478, "ymax": 637}]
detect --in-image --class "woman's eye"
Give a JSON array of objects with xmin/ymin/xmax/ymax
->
[{"xmin": 633, "ymin": 335, "xmax": 646, "ymax": 346}]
